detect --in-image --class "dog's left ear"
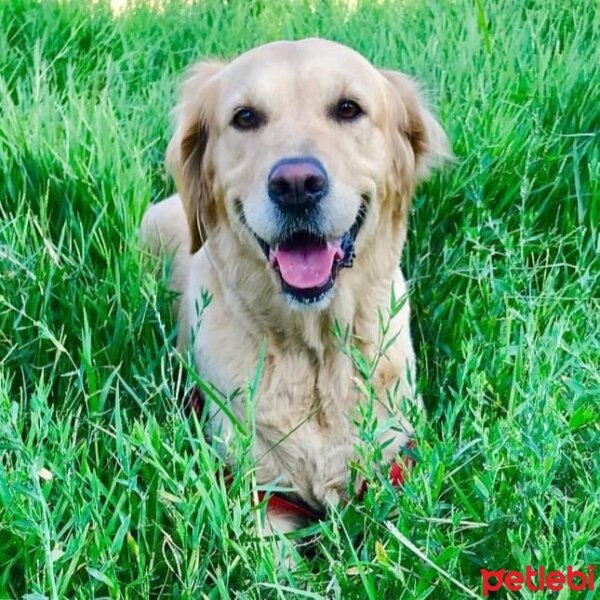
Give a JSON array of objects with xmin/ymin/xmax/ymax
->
[{"xmin": 380, "ymin": 69, "xmax": 451, "ymax": 182}]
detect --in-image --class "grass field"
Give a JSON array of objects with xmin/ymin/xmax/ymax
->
[{"xmin": 0, "ymin": 0, "xmax": 598, "ymax": 597}]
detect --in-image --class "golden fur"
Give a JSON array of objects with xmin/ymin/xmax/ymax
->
[{"xmin": 141, "ymin": 38, "xmax": 449, "ymax": 532}]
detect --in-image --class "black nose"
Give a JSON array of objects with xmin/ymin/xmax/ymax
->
[{"xmin": 268, "ymin": 157, "xmax": 328, "ymax": 209}]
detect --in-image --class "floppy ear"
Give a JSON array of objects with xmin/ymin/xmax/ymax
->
[
  {"xmin": 166, "ymin": 61, "xmax": 226, "ymax": 253},
  {"xmin": 380, "ymin": 70, "xmax": 451, "ymax": 182}
]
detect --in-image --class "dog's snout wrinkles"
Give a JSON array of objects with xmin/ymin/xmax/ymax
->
[{"xmin": 268, "ymin": 157, "xmax": 328, "ymax": 209}]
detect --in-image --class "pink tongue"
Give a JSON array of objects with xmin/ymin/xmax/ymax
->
[{"xmin": 273, "ymin": 241, "xmax": 342, "ymax": 289}]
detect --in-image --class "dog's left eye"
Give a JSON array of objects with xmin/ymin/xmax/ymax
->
[
  {"xmin": 332, "ymin": 99, "xmax": 364, "ymax": 122},
  {"xmin": 231, "ymin": 107, "xmax": 265, "ymax": 131}
]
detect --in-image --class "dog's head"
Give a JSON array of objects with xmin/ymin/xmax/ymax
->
[{"xmin": 168, "ymin": 38, "xmax": 449, "ymax": 309}]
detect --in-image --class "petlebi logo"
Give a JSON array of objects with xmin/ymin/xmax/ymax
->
[{"xmin": 481, "ymin": 565, "xmax": 595, "ymax": 596}]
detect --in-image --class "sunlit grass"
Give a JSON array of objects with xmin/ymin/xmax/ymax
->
[{"xmin": 0, "ymin": 0, "xmax": 598, "ymax": 597}]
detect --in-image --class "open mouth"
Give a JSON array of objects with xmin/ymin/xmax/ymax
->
[
  {"xmin": 270, "ymin": 232, "xmax": 345, "ymax": 301},
  {"xmin": 255, "ymin": 209, "xmax": 365, "ymax": 304}
]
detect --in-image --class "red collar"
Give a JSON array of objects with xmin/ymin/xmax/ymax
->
[{"xmin": 256, "ymin": 490, "xmax": 324, "ymax": 521}]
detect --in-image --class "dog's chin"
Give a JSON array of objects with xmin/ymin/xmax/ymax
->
[{"xmin": 283, "ymin": 286, "xmax": 336, "ymax": 311}]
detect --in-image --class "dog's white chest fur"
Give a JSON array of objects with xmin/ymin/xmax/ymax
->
[{"xmin": 230, "ymin": 352, "xmax": 357, "ymax": 506}]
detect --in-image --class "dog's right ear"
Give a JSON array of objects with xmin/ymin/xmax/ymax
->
[{"xmin": 166, "ymin": 61, "xmax": 226, "ymax": 253}]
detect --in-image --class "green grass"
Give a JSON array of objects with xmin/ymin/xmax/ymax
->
[{"xmin": 0, "ymin": 0, "xmax": 598, "ymax": 597}]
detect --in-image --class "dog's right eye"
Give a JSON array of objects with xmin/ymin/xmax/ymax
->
[{"xmin": 231, "ymin": 107, "xmax": 265, "ymax": 131}]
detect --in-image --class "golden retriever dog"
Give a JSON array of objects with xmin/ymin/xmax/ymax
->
[{"xmin": 141, "ymin": 38, "xmax": 449, "ymax": 537}]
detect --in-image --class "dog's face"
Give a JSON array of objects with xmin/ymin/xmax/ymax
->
[{"xmin": 169, "ymin": 39, "xmax": 448, "ymax": 308}]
